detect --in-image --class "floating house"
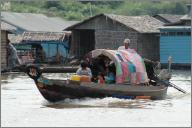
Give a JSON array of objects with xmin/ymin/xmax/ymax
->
[
  {"xmin": 159, "ymin": 26, "xmax": 191, "ymax": 65},
  {"xmin": 13, "ymin": 31, "xmax": 71, "ymax": 64},
  {"xmin": 159, "ymin": 5, "xmax": 191, "ymax": 66},
  {"xmin": 65, "ymin": 13, "xmax": 164, "ymax": 61},
  {"xmin": 1, "ymin": 22, "xmax": 16, "ymax": 71},
  {"xmin": 1, "ymin": 12, "xmax": 78, "ymax": 65},
  {"xmin": 1, "ymin": 12, "xmax": 78, "ymax": 34}
]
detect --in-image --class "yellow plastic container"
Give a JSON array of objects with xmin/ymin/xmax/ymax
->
[{"xmin": 70, "ymin": 75, "xmax": 81, "ymax": 81}]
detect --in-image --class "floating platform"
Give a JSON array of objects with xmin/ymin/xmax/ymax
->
[
  {"xmin": 39, "ymin": 66, "xmax": 79, "ymax": 73},
  {"xmin": 161, "ymin": 63, "xmax": 191, "ymax": 70},
  {"xmin": 2, "ymin": 64, "xmax": 79, "ymax": 73}
]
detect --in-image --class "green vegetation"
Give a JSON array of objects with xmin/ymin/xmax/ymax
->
[{"xmin": 2, "ymin": 0, "xmax": 189, "ymax": 21}]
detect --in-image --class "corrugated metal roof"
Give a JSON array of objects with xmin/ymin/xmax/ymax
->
[
  {"xmin": 1, "ymin": 12, "xmax": 78, "ymax": 32},
  {"xmin": 159, "ymin": 26, "xmax": 191, "ymax": 30},
  {"xmin": 1, "ymin": 21, "xmax": 16, "ymax": 33},
  {"xmin": 65, "ymin": 13, "xmax": 164, "ymax": 33}
]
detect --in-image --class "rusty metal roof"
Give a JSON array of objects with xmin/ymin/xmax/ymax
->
[
  {"xmin": 65, "ymin": 13, "xmax": 164, "ymax": 33},
  {"xmin": 9, "ymin": 31, "xmax": 71, "ymax": 43}
]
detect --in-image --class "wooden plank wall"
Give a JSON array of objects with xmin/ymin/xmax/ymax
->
[
  {"xmin": 138, "ymin": 33, "xmax": 160, "ymax": 61},
  {"xmin": 1, "ymin": 30, "xmax": 8, "ymax": 70},
  {"xmin": 69, "ymin": 15, "xmax": 160, "ymax": 60}
]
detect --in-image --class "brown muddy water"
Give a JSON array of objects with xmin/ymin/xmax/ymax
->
[{"xmin": 1, "ymin": 70, "xmax": 191, "ymax": 127}]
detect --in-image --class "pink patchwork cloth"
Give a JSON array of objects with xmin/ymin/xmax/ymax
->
[{"xmin": 91, "ymin": 49, "xmax": 148, "ymax": 84}]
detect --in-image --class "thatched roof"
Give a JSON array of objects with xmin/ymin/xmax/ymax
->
[
  {"xmin": 164, "ymin": 14, "xmax": 191, "ymax": 26},
  {"xmin": 153, "ymin": 14, "xmax": 183, "ymax": 23},
  {"xmin": 106, "ymin": 14, "xmax": 164, "ymax": 33},
  {"xmin": 65, "ymin": 13, "xmax": 164, "ymax": 33}
]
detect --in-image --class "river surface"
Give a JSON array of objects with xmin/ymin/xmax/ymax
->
[{"xmin": 1, "ymin": 70, "xmax": 191, "ymax": 127}]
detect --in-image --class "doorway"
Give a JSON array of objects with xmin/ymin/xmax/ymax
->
[{"xmin": 79, "ymin": 29, "xmax": 95, "ymax": 58}]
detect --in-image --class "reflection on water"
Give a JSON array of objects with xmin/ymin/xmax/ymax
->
[
  {"xmin": 1, "ymin": 70, "xmax": 191, "ymax": 127},
  {"xmin": 1, "ymin": 70, "xmax": 191, "ymax": 109},
  {"xmin": 41, "ymin": 70, "xmax": 191, "ymax": 110},
  {"xmin": 43, "ymin": 98, "xmax": 153, "ymax": 109},
  {"xmin": 42, "ymin": 97, "xmax": 177, "ymax": 109},
  {"xmin": 1, "ymin": 72, "xmax": 26, "ymax": 83}
]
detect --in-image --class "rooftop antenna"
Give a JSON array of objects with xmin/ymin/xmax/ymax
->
[
  {"xmin": 90, "ymin": 3, "xmax": 93, "ymax": 17},
  {"xmin": 89, "ymin": 2, "xmax": 92, "ymax": 17}
]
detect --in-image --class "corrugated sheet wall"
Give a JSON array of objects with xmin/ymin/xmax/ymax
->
[{"xmin": 160, "ymin": 32, "xmax": 191, "ymax": 64}]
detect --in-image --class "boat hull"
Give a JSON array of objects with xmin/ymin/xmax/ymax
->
[{"xmin": 35, "ymin": 77, "xmax": 168, "ymax": 102}]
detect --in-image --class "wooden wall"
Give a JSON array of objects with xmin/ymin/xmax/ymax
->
[
  {"xmin": 70, "ymin": 15, "xmax": 159, "ymax": 60},
  {"xmin": 95, "ymin": 30, "xmax": 138, "ymax": 50},
  {"xmin": 138, "ymin": 33, "xmax": 160, "ymax": 61},
  {"xmin": 1, "ymin": 30, "xmax": 8, "ymax": 70}
]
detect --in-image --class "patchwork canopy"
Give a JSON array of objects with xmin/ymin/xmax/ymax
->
[{"xmin": 89, "ymin": 49, "xmax": 148, "ymax": 84}]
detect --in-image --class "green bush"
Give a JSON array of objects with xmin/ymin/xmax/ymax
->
[{"xmin": 2, "ymin": 0, "xmax": 189, "ymax": 21}]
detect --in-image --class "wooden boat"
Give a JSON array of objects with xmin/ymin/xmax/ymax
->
[
  {"xmin": 26, "ymin": 49, "xmax": 171, "ymax": 102},
  {"xmin": 26, "ymin": 65, "xmax": 168, "ymax": 102}
]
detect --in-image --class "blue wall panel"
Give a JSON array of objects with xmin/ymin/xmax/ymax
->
[{"xmin": 160, "ymin": 36, "xmax": 191, "ymax": 64}]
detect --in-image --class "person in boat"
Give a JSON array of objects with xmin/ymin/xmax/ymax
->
[
  {"xmin": 7, "ymin": 40, "xmax": 21, "ymax": 69},
  {"xmin": 97, "ymin": 72, "xmax": 105, "ymax": 84},
  {"xmin": 117, "ymin": 38, "xmax": 150, "ymax": 85},
  {"xmin": 118, "ymin": 38, "xmax": 136, "ymax": 53},
  {"xmin": 90, "ymin": 56, "xmax": 106, "ymax": 83},
  {"xmin": 76, "ymin": 60, "xmax": 92, "ymax": 77},
  {"xmin": 90, "ymin": 58, "xmax": 99, "ymax": 82},
  {"xmin": 35, "ymin": 45, "xmax": 46, "ymax": 63},
  {"xmin": 98, "ymin": 56, "xmax": 107, "ymax": 72},
  {"xmin": 104, "ymin": 63, "xmax": 116, "ymax": 84}
]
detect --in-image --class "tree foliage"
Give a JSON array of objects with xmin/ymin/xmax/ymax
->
[{"xmin": 2, "ymin": 0, "xmax": 189, "ymax": 21}]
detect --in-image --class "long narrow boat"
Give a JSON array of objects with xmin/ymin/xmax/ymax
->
[
  {"xmin": 29, "ymin": 74, "xmax": 168, "ymax": 102},
  {"xmin": 26, "ymin": 49, "xmax": 171, "ymax": 102}
]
